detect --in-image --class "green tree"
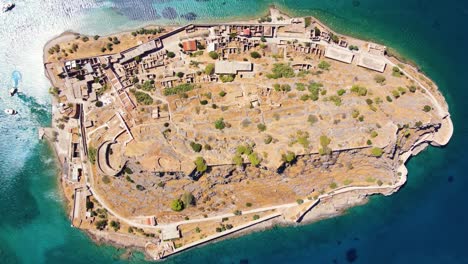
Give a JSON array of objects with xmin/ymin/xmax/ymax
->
[
  {"xmin": 88, "ymin": 147, "xmax": 97, "ymax": 164},
  {"xmin": 423, "ymin": 105, "xmax": 432, "ymax": 112},
  {"xmin": 248, "ymin": 152, "xmax": 262, "ymax": 166},
  {"xmin": 205, "ymin": 63, "xmax": 215, "ymax": 75},
  {"xmin": 95, "ymin": 219, "xmax": 108, "ymax": 230},
  {"xmin": 167, "ymin": 51, "xmax": 176, "ymax": 58},
  {"xmin": 257, "ymin": 123, "xmax": 267, "ymax": 132},
  {"xmin": 250, "ymin": 51, "xmax": 261, "ymax": 59},
  {"xmin": 282, "ymin": 151, "xmax": 296, "ymax": 164},
  {"xmin": 194, "ymin": 156, "xmax": 208, "ymax": 173},
  {"xmin": 350, "ymin": 85, "xmax": 367, "ymax": 96},
  {"xmin": 337, "ymin": 89, "xmax": 346, "ymax": 96},
  {"xmin": 374, "ymin": 74, "xmax": 386, "ymax": 84},
  {"xmin": 190, "ymin": 141, "xmax": 202, "ymax": 152},
  {"xmin": 214, "ymin": 118, "xmax": 226, "ymax": 130},
  {"xmin": 371, "ymin": 147, "xmax": 384, "ymax": 157},
  {"xmin": 208, "ymin": 51, "xmax": 219, "ymax": 59},
  {"xmin": 171, "ymin": 199, "xmax": 184, "ymax": 211},
  {"xmin": 266, "ymin": 63, "xmax": 295, "ymax": 79},
  {"xmin": 86, "ymin": 200, "xmax": 94, "ymax": 210},
  {"xmin": 233, "ymin": 155, "xmax": 243, "ymax": 166},
  {"xmin": 318, "ymin": 61, "xmax": 331, "ymax": 70}
]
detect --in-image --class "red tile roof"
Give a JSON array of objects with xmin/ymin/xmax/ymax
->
[{"xmin": 182, "ymin": 40, "xmax": 197, "ymax": 52}]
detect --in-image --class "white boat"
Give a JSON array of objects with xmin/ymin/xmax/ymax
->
[
  {"xmin": 4, "ymin": 108, "xmax": 17, "ymax": 115},
  {"xmin": 2, "ymin": 3, "xmax": 14, "ymax": 12},
  {"xmin": 9, "ymin": 87, "xmax": 17, "ymax": 96}
]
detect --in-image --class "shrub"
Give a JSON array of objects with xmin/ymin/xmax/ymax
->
[
  {"xmin": 253, "ymin": 215, "xmax": 260, "ymax": 220},
  {"xmin": 141, "ymin": 80, "xmax": 154, "ymax": 91},
  {"xmin": 350, "ymin": 85, "xmax": 367, "ymax": 96},
  {"xmin": 194, "ymin": 157, "xmax": 208, "ymax": 173},
  {"xmin": 257, "ymin": 123, "xmax": 267, "ymax": 132},
  {"xmin": 371, "ymin": 147, "xmax": 384, "ymax": 157},
  {"xmin": 318, "ymin": 61, "xmax": 331, "ymax": 70},
  {"xmin": 190, "ymin": 141, "xmax": 203, "ymax": 152},
  {"xmin": 308, "ymin": 115, "xmax": 318, "ymax": 125},
  {"xmin": 82, "ymin": 36, "xmax": 89, "ymax": 42},
  {"xmin": 176, "ymin": 72, "xmax": 184, "ymax": 78},
  {"xmin": 171, "ymin": 199, "xmax": 184, "ymax": 211},
  {"xmin": 102, "ymin": 175, "xmax": 110, "ymax": 184},
  {"xmin": 423, "ymin": 105, "xmax": 432, "ymax": 112},
  {"xmin": 300, "ymin": 94, "xmax": 310, "ymax": 101},
  {"xmin": 337, "ymin": 89, "xmax": 346, "ymax": 96},
  {"xmin": 377, "ymin": 180, "xmax": 383, "ymax": 186},
  {"xmin": 205, "ymin": 63, "xmax": 215, "ymax": 75},
  {"xmin": 110, "ymin": 220, "xmax": 120, "ymax": 231},
  {"xmin": 374, "ymin": 74, "xmax": 386, "ymax": 84},
  {"xmin": 219, "ymin": 90, "xmax": 226, "ymax": 97},
  {"xmin": 319, "ymin": 135, "xmax": 332, "ymax": 156},
  {"xmin": 386, "ymin": 95, "xmax": 393, "ymax": 102},
  {"xmin": 95, "ymin": 219, "xmax": 108, "ymax": 230},
  {"xmin": 163, "ymin": 83, "xmax": 195, "ymax": 96},
  {"xmin": 131, "ymin": 90, "xmax": 153, "ymax": 105},
  {"xmin": 398, "ymin": 86, "xmax": 407, "ymax": 95},
  {"xmin": 125, "ymin": 175, "xmax": 134, "ymax": 183},
  {"xmin": 250, "ymin": 51, "xmax": 261, "ymax": 59},
  {"xmin": 167, "ymin": 51, "xmax": 176, "ymax": 58},
  {"xmin": 86, "ymin": 201, "xmax": 94, "ymax": 210},
  {"xmin": 408, "ymin": 85, "xmax": 417, "ymax": 93},
  {"xmin": 296, "ymin": 83, "xmax": 306, "ymax": 91},
  {"xmin": 181, "ymin": 192, "xmax": 195, "ymax": 207},
  {"xmin": 233, "ymin": 210, "xmax": 242, "ymax": 216},
  {"xmin": 266, "ymin": 63, "xmax": 295, "ymax": 79},
  {"xmin": 248, "ymin": 152, "xmax": 262, "ymax": 166},
  {"xmin": 220, "ymin": 74, "xmax": 235, "ymax": 83},
  {"xmin": 93, "ymin": 35, "xmax": 100, "ymax": 40},
  {"xmin": 124, "ymin": 167, "xmax": 133, "ymax": 174},
  {"xmin": 246, "ymin": 202, "xmax": 252, "ymax": 207},
  {"xmin": 88, "ymin": 147, "xmax": 97, "ymax": 164},
  {"xmin": 392, "ymin": 66, "xmax": 402, "ymax": 77},
  {"xmin": 328, "ymin": 95, "xmax": 342, "ymax": 106},
  {"xmin": 305, "ymin": 17, "xmax": 312, "ymax": 27},
  {"xmin": 208, "ymin": 51, "xmax": 219, "ymax": 59},
  {"xmin": 282, "ymin": 151, "xmax": 296, "ymax": 164},
  {"xmin": 95, "ymin": 101, "xmax": 103, "ymax": 107},
  {"xmin": 264, "ymin": 135, "xmax": 273, "ymax": 144},
  {"xmin": 214, "ymin": 118, "xmax": 226, "ymax": 130},
  {"xmin": 233, "ymin": 155, "xmax": 243, "ymax": 166},
  {"xmin": 237, "ymin": 145, "xmax": 253, "ymax": 155},
  {"xmin": 329, "ymin": 182, "xmax": 338, "ymax": 189},
  {"xmin": 136, "ymin": 185, "xmax": 145, "ymax": 191},
  {"xmin": 308, "ymin": 81, "xmax": 323, "ymax": 100},
  {"xmin": 200, "ymin": 100, "xmax": 208, "ymax": 105}
]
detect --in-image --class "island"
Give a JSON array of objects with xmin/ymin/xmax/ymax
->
[{"xmin": 41, "ymin": 7, "xmax": 453, "ymax": 260}]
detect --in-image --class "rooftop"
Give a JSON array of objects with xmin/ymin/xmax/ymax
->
[
  {"xmin": 324, "ymin": 46, "xmax": 354, "ymax": 64},
  {"xmin": 215, "ymin": 61, "xmax": 253, "ymax": 75},
  {"xmin": 357, "ymin": 54, "xmax": 387, "ymax": 72}
]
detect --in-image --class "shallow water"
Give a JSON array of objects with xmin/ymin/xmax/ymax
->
[{"xmin": 0, "ymin": 0, "xmax": 466, "ymax": 263}]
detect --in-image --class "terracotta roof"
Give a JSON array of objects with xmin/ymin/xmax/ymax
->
[{"xmin": 182, "ymin": 40, "xmax": 197, "ymax": 52}]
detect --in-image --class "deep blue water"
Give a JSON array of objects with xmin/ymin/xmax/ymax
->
[{"xmin": 0, "ymin": 0, "xmax": 466, "ymax": 263}]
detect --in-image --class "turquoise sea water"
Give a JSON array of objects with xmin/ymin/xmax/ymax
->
[{"xmin": 0, "ymin": 0, "xmax": 465, "ymax": 263}]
